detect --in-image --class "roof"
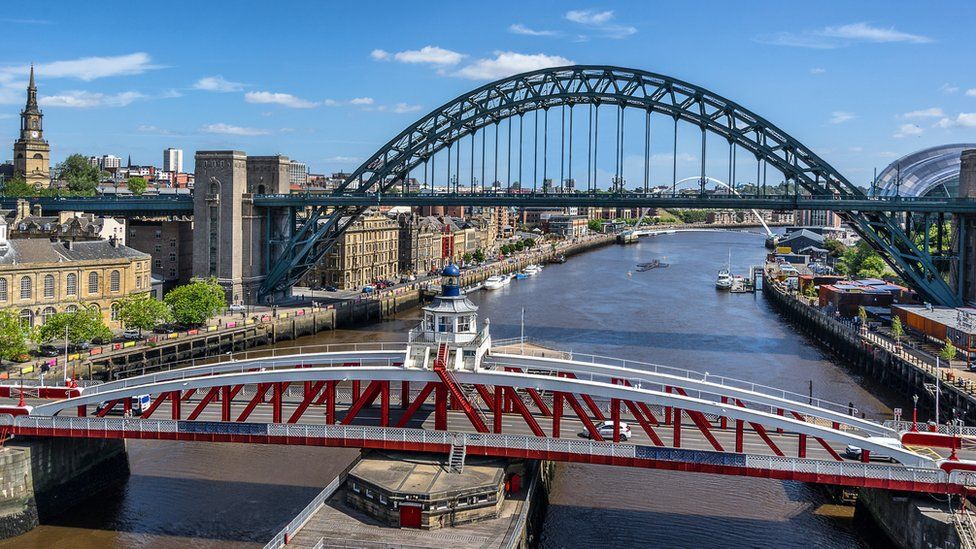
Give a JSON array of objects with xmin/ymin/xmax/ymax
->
[
  {"xmin": 875, "ymin": 144, "xmax": 976, "ymax": 198},
  {"xmin": 0, "ymin": 238, "xmax": 149, "ymax": 266},
  {"xmin": 780, "ymin": 229, "xmax": 825, "ymax": 245},
  {"xmin": 423, "ymin": 294, "xmax": 479, "ymax": 314},
  {"xmin": 799, "ymin": 246, "xmax": 829, "ymax": 253},
  {"xmin": 894, "ymin": 304, "xmax": 976, "ymax": 336}
]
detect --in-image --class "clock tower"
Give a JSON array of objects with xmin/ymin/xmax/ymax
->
[{"xmin": 13, "ymin": 65, "xmax": 51, "ymax": 187}]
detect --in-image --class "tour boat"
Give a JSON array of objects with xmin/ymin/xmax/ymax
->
[
  {"xmin": 523, "ymin": 264, "xmax": 543, "ymax": 276},
  {"xmin": 716, "ymin": 249, "xmax": 733, "ymax": 290},
  {"xmin": 484, "ymin": 275, "xmax": 507, "ymax": 290}
]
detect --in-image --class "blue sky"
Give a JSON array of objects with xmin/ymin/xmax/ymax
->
[{"xmin": 2, "ymin": 0, "xmax": 975, "ymax": 186}]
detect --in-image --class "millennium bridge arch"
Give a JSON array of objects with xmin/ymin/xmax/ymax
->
[{"xmin": 262, "ymin": 65, "xmax": 956, "ymax": 306}]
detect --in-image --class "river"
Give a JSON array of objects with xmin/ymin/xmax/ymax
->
[{"xmin": 3, "ymin": 230, "xmax": 899, "ymax": 548}]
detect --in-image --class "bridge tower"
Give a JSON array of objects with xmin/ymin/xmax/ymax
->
[
  {"xmin": 406, "ymin": 264, "xmax": 491, "ymax": 370},
  {"xmin": 193, "ymin": 151, "xmax": 291, "ymax": 305},
  {"xmin": 954, "ymin": 149, "xmax": 976, "ymax": 304}
]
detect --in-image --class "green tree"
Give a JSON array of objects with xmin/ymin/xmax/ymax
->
[
  {"xmin": 940, "ymin": 337, "xmax": 958, "ymax": 363},
  {"xmin": 55, "ymin": 154, "xmax": 102, "ymax": 195},
  {"xmin": 823, "ymin": 238, "xmax": 846, "ymax": 258},
  {"xmin": 462, "ymin": 252, "xmax": 473, "ymax": 263},
  {"xmin": 127, "ymin": 176, "xmax": 147, "ymax": 196},
  {"xmin": 587, "ymin": 218, "xmax": 605, "ymax": 232},
  {"xmin": 118, "ymin": 294, "xmax": 172, "ymax": 334},
  {"xmin": 1, "ymin": 175, "xmax": 39, "ymax": 197},
  {"xmin": 858, "ymin": 306, "xmax": 868, "ymax": 326},
  {"xmin": 891, "ymin": 315, "xmax": 904, "ymax": 344},
  {"xmin": 857, "ymin": 255, "xmax": 887, "ymax": 279},
  {"xmin": 523, "ymin": 238, "xmax": 536, "ymax": 249},
  {"xmin": 164, "ymin": 278, "xmax": 226, "ymax": 325},
  {"xmin": 473, "ymin": 249, "xmax": 486, "ymax": 263},
  {"xmin": 514, "ymin": 240, "xmax": 525, "ymax": 252},
  {"xmin": 33, "ymin": 308, "xmax": 112, "ymax": 345},
  {"xmin": 0, "ymin": 311, "xmax": 30, "ymax": 361}
]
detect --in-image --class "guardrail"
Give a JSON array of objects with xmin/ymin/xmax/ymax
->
[{"xmin": 264, "ymin": 472, "xmax": 346, "ymax": 549}]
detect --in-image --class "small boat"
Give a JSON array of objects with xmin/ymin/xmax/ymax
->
[
  {"xmin": 484, "ymin": 275, "xmax": 507, "ymax": 290},
  {"xmin": 716, "ymin": 249, "xmax": 733, "ymax": 290},
  {"xmin": 553, "ymin": 254, "xmax": 567, "ymax": 264},
  {"xmin": 523, "ymin": 264, "xmax": 542, "ymax": 277},
  {"xmin": 636, "ymin": 259, "xmax": 670, "ymax": 272},
  {"xmin": 514, "ymin": 272, "xmax": 529, "ymax": 280}
]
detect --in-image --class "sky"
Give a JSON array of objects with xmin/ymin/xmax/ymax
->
[{"xmin": 2, "ymin": 0, "xmax": 975, "ymax": 186}]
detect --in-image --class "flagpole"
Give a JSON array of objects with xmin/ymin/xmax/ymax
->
[{"xmin": 520, "ymin": 307, "xmax": 525, "ymax": 353}]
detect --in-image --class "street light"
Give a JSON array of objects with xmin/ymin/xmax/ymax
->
[{"xmin": 911, "ymin": 394, "xmax": 919, "ymax": 432}]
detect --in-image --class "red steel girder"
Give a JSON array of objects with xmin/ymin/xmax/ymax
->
[
  {"xmin": 623, "ymin": 400, "xmax": 664, "ymax": 446},
  {"xmin": 615, "ymin": 379, "xmax": 659, "ymax": 425},
  {"xmin": 790, "ymin": 411, "xmax": 842, "ymax": 461},
  {"xmin": 563, "ymin": 392, "xmax": 603, "ymax": 441},
  {"xmin": 506, "ymin": 368, "xmax": 552, "ymax": 416},
  {"xmin": 170, "ymin": 391, "xmax": 181, "ymax": 420},
  {"xmin": 188, "ymin": 388, "xmax": 221, "ymax": 421},
  {"xmin": 140, "ymin": 392, "xmax": 171, "ymax": 420},
  {"xmin": 288, "ymin": 381, "xmax": 325, "ymax": 424},
  {"xmin": 733, "ymin": 399, "xmax": 784, "ymax": 457},
  {"xmin": 395, "ymin": 382, "xmax": 436, "ymax": 428},
  {"xmin": 237, "ymin": 384, "xmax": 273, "ymax": 422},
  {"xmin": 671, "ymin": 387, "xmax": 723, "ymax": 451},
  {"xmin": 341, "ymin": 381, "xmax": 383, "ymax": 425},
  {"xmin": 562, "ymin": 373, "xmax": 605, "ymax": 420},
  {"xmin": 506, "ymin": 387, "xmax": 545, "ymax": 437},
  {"xmin": 474, "ymin": 384, "xmax": 496, "ymax": 412},
  {"xmin": 96, "ymin": 399, "xmax": 119, "ymax": 417}
]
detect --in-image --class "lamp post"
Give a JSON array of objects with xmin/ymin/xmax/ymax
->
[{"xmin": 911, "ymin": 394, "xmax": 919, "ymax": 432}]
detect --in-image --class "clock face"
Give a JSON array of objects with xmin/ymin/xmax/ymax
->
[{"xmin": 30, "ymin": 131, "xmax": 38, "ymax": 138}]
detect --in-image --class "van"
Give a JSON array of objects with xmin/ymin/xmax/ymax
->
[{"xmin": 96, "ymin": 394, "xmax": 151, "ymax": 416}]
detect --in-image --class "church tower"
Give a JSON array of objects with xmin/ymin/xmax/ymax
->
[{"xmin": 13, "ymin": 65, "xmax": 51, "ymax": 187}]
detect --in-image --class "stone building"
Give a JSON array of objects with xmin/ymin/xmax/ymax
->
[
  {"xmin": 0, "ymin": 218, "xmax": 152, "ymax": 329},
  {"xmin": 126, "ymin": 219, "xmax": 194, "ymax": 291},
  {"xmin": 547, "ymin": 214, "xmax": 588, "ymax": 237},
  {"xmin": 12, "ymin": 66, "xmax": 50, "ymax": 187},
  {"xmin": 2, "ymin": 201, "xmax": 125, "ymax": 243},
  {"xmin": 308, "ymin": 213, "xmax": 399, "ymax": 289},
  {"xmin": 397, "ymin": 213, "xmax": 442, "ymax": 275}
]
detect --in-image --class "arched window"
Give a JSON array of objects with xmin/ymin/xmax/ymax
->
[
  {"xmin": 19, "ymin": 309, "xmax": 33, "ymax": 328},
  {"xmin": 20, "ymin": 276, "xmax": 31, "ymax": 300},
  {"xmin": 66, "ymin": 273, "xmax": 77, "ymax": 296},
  {"xmin": 110, "ymin": 270, "xmax": 121, "ymax": 292},
  {"xmin": 66, "ymin": 304, "xmax": 78, "ymax": 313},
  {"xmin": 88, "ymin": 272, "xmax": 99, "ymax": 294},
  {"xmin": 43, "ymin": 274, "xmax": 55, "ymax": 298},
  {"xmin": 0, "ymin": 278, "xmax": 7, "ymax": 301},
  {"xmin": 110, "ymin": 302, "xmax": 120, "ymax": 321},
  {"xmin": 41, "ymin": 307, "xmax": 56, "ymax": 324}
]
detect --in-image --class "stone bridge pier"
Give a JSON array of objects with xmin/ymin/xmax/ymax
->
[
  {"xmin": 952, "ymin": 149, "xmax": 976, "ymax": 304},
  {"xmin": 193, "ymin": 151, "xmax": 293, "ymax": 305}
]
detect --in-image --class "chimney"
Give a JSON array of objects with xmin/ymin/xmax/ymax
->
[
  {"xmin": 63, "ymin": 240, "xmax": 73, "ymax": 251},
  {"xmin": 32, "ymin": 204, "xmax": 42, "ymax": 217},
  {"xmin": 15, "ymin": 199, "xmax": 29, "ymax": 221}
]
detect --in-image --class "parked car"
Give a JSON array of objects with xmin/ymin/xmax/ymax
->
[
  {"xmin": 122, "ymin": 329, "xmax": 142, "ymax": 340},
  {"xmin": 227, "ymin": 304, "xmax": 246, "ymax": 313},
  {"xmin": 36, "ymin": 345, "xmax": 61, "ymax": 357},
  {"xmin": 67, "ymin": 341, "xmax": 90, "ymax": 353},
  {"xmin": 361, "ymin": 286, "xmax": 375, "ymax": 294},
  {"xmin": 583, "ymin": 420, "xmax": 633, "ymax": 441},
  {"xmin": 844, "ymin": 444, "xmax": 895, "ymax": 462},
  {"xmin": 323, "ymin": 285, "xmax": 338, "ymax": 292}
]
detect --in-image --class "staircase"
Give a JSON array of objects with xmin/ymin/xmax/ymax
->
[
  {"xmin": 448, "ymin": 435, "xmax": 467, "ymax": 473},
  {"xmin": 433, "ymin": 343, "xmax": 490, "ymax": 433},
  {"xmin": 954, "ymin": 505, "xmax": 976, "ymax": 549}
]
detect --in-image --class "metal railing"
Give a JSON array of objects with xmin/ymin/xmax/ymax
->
[{"xmin": 264, "ymin": 473, "xmax": 345, "ymax": 549}]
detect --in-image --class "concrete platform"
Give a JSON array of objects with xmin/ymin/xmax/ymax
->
[{"xmin": 349, "ymin": 452, "xmax": 504, "ymax": 498}]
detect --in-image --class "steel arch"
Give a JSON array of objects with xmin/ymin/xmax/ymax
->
[{"xmin": 262, "ymin": 65, "xmax": 957, "ymax": 305}]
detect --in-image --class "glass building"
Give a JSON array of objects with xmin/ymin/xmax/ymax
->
[{"xmin": 873, "ymin": 144, "xmax": 976, "ymax": 198}]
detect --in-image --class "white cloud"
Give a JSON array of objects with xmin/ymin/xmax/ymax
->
[
  {"xmin": 509, "ymin": 23, "xmax": 557, "ymax": 37},
  {"xmin": 565, "ymin": 9, "xmax": 614, "ymax": 25},
  {"xmin": 370, "ymin": 49, "xmax": 390, "ymax": 61},
  {"xmin": 809, "ymin": 67, "xmax": 826, "ymax": 74},
  {"xmin": 940, "ymin": 83, "xmax": 959, "ymax": 94},
  {"xmin": 349, "ymin": 97, "xmax": 374, "ymax": 105},
  {"xmin": 893, "ymin": 123, "xmax": 924, "ymax": 137},
  {"xmin": 194, "ymin": 75, "xmax": 245, "ymax": 92},
  {"xmin": 39, "ymin": 90, "xmax": 145, "ymax": 108},
  {"xmin": 393, "ymin": 46, "xmax": 464, "ymax": 66},
  {"xmin": 137, "ymin": 124, "xmax": 177, "ymax": 135},
  {"xmin": 758, "ymin": 22, "xmax": 931, "ymax": 49},
  {"xmin": 200, "ymin": 123, "xmax": 270, "ymax": 136},
  {"xmin": 564, "ymin": 9, "xmax": 635, "ymax": 39},
  {"xmin": 244, "ymin": 91, "xmax": 317, "ymax": 108},
  {"xmin": 902, "ymin": 107, "xmax": 943, "ymax": 119},
  {"xmin": 11, "ymin": 53, "xmax": 161, "ymax": 81},
  {"xmin": 393, "ymin": 102, "xmax": 421, "ymax": 113},
  {"xmin": 878, "ymin": 151, "xmax": 899, "ymax": 158},
  {"xmin": 454, "ymin": 51, "xmax": 573, "ymax": 80},
  {"xmin": 967, "ymin": 89, "xmax": 976, "ymax": 97},
  {"xmin": 936, "ymin": 113, "xmax": 976, "ymax": 129},
  {"xmin": 323, "ymin": 99, "xmax": 340, "ymax": 107},
  {"xmin": 819, "ymin": 23, "xmax": 930, "ymax": 44},
  {"xmin": 828, "ymin": 111, "xmax": 855, "ymax": 124}
]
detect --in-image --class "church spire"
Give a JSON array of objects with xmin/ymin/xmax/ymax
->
[{"xmin": 25, "ymin": 64, "xmax": 38, "ymax": 112}]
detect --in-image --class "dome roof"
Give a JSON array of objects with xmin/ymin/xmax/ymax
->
[
  {"xmin": 442, "ymin": 263, "xmax": 460, "ymax": 277},
  {"xmin": 875, "ymin": 143, "xmax": 976, "ymax": 198}
]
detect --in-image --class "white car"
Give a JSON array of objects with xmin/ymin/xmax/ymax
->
[
  {"xmin": 122, "ymin": 329, "xmax": 142, "ymax": 340},
  {"xmin": 227, "ymin": 304, "xmax": 246, "ymax": 313},
  {"xmin": 584, "ymin": 420, "xmax": 632, "ymax": 441}
]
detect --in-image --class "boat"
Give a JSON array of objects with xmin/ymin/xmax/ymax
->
[
  {"xmin": 716, "ymin": 249, "xmax": 733, "ymax": 290},
  {"xmin": 553, "ymin": 254, "xmax": 567, "ymax": 264},
  {"xmin": 514, "ymin": 272, "xmax": 530, "ymax": 280},
  {"xmin": 636, "ymin": 259, "xmax": 670, "ymax": 272},
  {"xmin": 484, "ymin": 275, "xmax": 507, "ymax": 290},
  {"xmin": 523, "ymin": 265, "xmax": 542, "ymax": 277}
]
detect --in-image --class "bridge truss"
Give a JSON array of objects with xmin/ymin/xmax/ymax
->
[
  {"xmin": 260, "ymin": 66, "xmax": 960, "ymax": 306},
  {"xmin": 7, "ymin": 347, "xmax": 976, "ymax": 494}
]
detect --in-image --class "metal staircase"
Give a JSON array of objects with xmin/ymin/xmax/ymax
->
[
  {"xmin": 954, "ymin": 503, "xmax": 976, "ymax": 549},
  {"xmin": 448, "ymin": 435, "xmax": 467, "ymax": 473},
  {"xmin": 433, "ymin": 343, "xmax": 490, "ymax": 433}
]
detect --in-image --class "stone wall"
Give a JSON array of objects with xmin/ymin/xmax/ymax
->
[{"xmin": 857, "ymin": 488, "xmax": 961, "ymax": 549}]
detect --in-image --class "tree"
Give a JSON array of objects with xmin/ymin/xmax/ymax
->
[
  {"xmin": 587, "ymin": 218, "xmax": 605, "ymax": 232},
  {"xmin": 823, "ymin": 238, "xmax": 846, "ymax": 258},
  {"xmin": 462, "ymin": 252, "xmax": 473, "ymax": 263},
  {"xmin": 34, "ymin": 308, "xmax": 112, "ymax": 345},
  {"xmin": 514, "ymin": 240, "xmax": 525, "ymax": 252},
  {"xmin": 127, "ymin": 176, "xmax": 147, "ymax": 196},
  {"xmin": 0, "ymin": 311, "xmax": 30, "ymax": 361},
  {"xmin": 1, "ymin": 175, "xmax": 38, "ymax": 197},
  {"xmin": 858, "ymin": 306, "xmax": 868, "ymax": 326},
  {"xmin": 164, "ymin": 278, "xmax": 226, "ymax": 325},
  {"xmin": 857, "ymin": 255, "xmax": 887, "ymax": 279},
  {"xmin": 940, "ymin": 337, "xmax": 958, "ymax": 363},
  {"xmin": 118, "ymin": 294, "xmax": 172, "ymax": 334},
  {"xmin": 55, "ymin": 153, "xmax": 101, "ymax": 195},
  {"xmin": 891, "ymin": 315, "xmax": 903, "ymax": 344},
  {"xmin": 473, "ymin": 249, "xmax": 486, "ymax": 263},
  {"xmin": 523, "ymin": 238, "xmax": 536, "ymax": 249}
]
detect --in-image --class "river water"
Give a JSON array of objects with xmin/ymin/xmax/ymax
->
[{"xmin": 3, "ymin": 231, "xmax": 900, "ymax": 548}]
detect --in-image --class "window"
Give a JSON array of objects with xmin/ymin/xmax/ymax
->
[
  {"xmin": 438, "ymin": 315, "xmax": 452, "ymax": 333},
  {"xmin": 41, "ymin": 307, "xmax": 56, "ymax": 324},
  {"xmin": 66, "ymin": 273, "xmax": 77, "ymax": 296},
  {"xmin": 154, "ymin": 245, "xmax": 161, "ymax": 253},
  {"xmin": 19, "ymin": 309, "xmax": 33, "ymax": 328},
  {"xmin": 136, "ymin": 276, "xmax": 141, "ymax": 289},
  {"xmin": 66, "ymin": 304, "xmax": 78, "ymax": 313},
  {"xmin": 43, "ymin": 274, "xmax": 54, "ymax": 298},
  {"xmin": 110, "ymin": 270, "xmax": 120, "ymax": 292},
  {"xmin": 20, "ymin": 276, "xmax": 31, "ymax": 300},
  {"xmin": 0, "ymin": 278, "xmax": 6, "ymax": 301},
  {"xmin": 88, "ymin": 272, "xmax": 99, "ymax": 293},
  {"xmin": 111, "ymin": 302, "xmax": 120, "ymax": 321},
  {"xmin": 154, "ymin": 259, "xmax": 162, "ymax": 269},
  {"xmin": 425, "ymin": 313, "xmax": 435, "ymax": 331},
  {"xmin": 458, "ymin": 315, "xmax": 472, "ymax": 333}
]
